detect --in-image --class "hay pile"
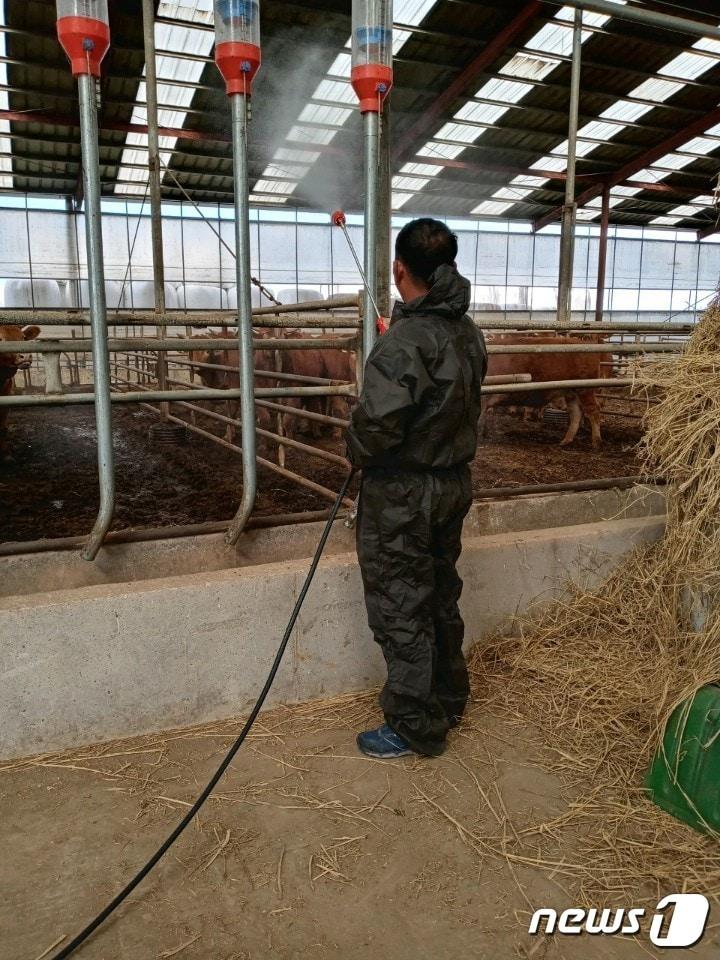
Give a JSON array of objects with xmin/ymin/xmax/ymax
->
[{"xmin": 471, "ymin": 296, "xmax": 720, "ymax": 903}]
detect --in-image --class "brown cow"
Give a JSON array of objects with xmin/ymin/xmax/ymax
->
[
  {"xmin": 188, "ymin": 329, "xmax": 275, "ymax": 443},
  {"xmin": 319, "ymin": 335, "xmax": 356, "ymax": 437},
  {"xmin": 481, "ymin": 333, "xmax": 607, "ymax": 448},
  {"xmin": 0, "ymin": 324, "xmax": 40, "ymax": 461}
]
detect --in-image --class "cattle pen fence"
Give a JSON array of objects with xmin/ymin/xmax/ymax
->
[{"xmin": 0, "ymin": 297, "xmax": 692, "ymax": 558}]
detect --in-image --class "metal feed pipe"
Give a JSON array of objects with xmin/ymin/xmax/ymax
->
[
  {"xmin": 556, "ymin": 6, "xmax": 582, "ymax": 325},
  {"xmin": 56, "ymin": 3, "xmax": 115, "ymax": 561},
  {"xmin": 213, "ymin": 0, "xmax": 261, "ymax": 546},
  {"xmin": 351, "ymin": 0, "xmax": 394, "ymax": 369}
]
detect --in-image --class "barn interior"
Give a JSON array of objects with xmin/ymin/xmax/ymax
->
[{"xmin": 2, "ymin": 1, "xmax": 720, "ymax": 958}]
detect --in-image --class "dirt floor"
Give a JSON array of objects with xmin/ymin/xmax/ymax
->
[
  {"xmin": 0, "ymin": 392, "xmax": 644, "ymax": 544},
  {"xmin": 2, "ymin": 673, "xmax": 710, "ymax": 960}
]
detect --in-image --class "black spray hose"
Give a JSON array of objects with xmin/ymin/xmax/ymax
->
[{"xmin": 51, "ymin": 468, "xmax": 356, "ymax": 960}]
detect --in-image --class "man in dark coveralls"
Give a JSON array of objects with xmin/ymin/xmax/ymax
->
[{"xmin": 346, "ymin": 218, "xmax": 487, "ymax": 759}]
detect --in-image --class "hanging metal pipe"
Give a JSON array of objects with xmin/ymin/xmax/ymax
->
[
  {"xmin": 595, "ymin": 185, "xmax": 610, "ymax": 323},
  {"xmin": 225, "ymin": 95, "xmax": 257, "ymax": 544},
  {"xmin": 557, "ymin": 7, "xmax": 582, "ymax": 325},
  {"xmin": 363, "ymin": 109, "xmax": 381, "ymax": 362},
  {"xmin": 142, "ymin": 0, "xmax": 169, "ymax": 420},
  {"xmin": 77, "ymin": 73, "xmax": 115, "ymax": 561}
]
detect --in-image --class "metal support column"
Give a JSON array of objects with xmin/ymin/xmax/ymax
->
[
  {"xmin": 142, "ymin": 0, "xmax": 169, "ymax": 421},
  {"xmin": 595, "ymin": 185, "xmax": 610, "ymax": 322},
  {"xmin": 78, "ymin": 73, "xmax": 115, "ymax": 561},
  {"xmin": 363, "ymin": 109, "xmax": 380, "ymax": 362},
  {"xmin": 377, "ymin": 102, "xmax": 392, "ymax": 320},
  {"xmin": 225, "ymin": 93, "xmax": 257, "ymax": 546},
  {"xmin": 557, "ymin": 6, "xmax": 582, "ymax": 324}
]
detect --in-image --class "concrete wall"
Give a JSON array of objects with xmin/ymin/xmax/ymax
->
[{"xmin": 0, "ymin": 487, "xmax": 666, "ymax": 760}]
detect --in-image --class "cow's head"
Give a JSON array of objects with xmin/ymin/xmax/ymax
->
[
  {"xmin": 189, "ymin": 335, "xmax": 212, "ymax": 370},
  {"xmin": 0, "ymin": 324, "xmax": 40, "ymax": 374}
]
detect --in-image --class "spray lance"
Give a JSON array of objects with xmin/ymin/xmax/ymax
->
[
  {"xmin": 331, "ymin": 210, "xmax": 388, "ymax": 530},
  {"xmin": 332, "ymin": 210, "xmax": 389, "ymax": 337}
]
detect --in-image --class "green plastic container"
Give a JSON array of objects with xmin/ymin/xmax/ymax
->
[{"xmin": 646, "ymin": 684, "xmax": 720, "ymax": 836}]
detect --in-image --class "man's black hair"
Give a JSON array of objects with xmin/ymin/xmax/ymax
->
[{"xmin": 395, "ymin": 218, "xmax": 458, "ymax": 285}]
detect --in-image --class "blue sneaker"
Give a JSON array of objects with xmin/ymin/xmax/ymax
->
[{"xmin": 356, "ymin": 723, "xmax": 414, "ymax": 759}]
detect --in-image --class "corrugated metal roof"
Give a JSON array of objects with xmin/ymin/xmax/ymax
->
[{"xmin": 0, "ymin": 0, "xmax": 719, "ymax": 234}]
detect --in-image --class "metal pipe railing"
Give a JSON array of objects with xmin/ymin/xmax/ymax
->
[
  {"xmin": 251, "ymin": 294, "xmax": 359, "ymax": 315},
  {"xmin": 168, "ymin": 355, "xmax": 349, "ymax": 387},
  {"xmin": 255, "ymin": 398, "xmax": 349, "ymax": 430},
  {"xmin": 168, "ymin": 399, "xmax": 348, "ymax": 469},
  {"xmin": 0, "ymin": 384, "xmax": 356, "ymax": 408},
  {"xmin": 143, "ymin": 407, "xmax": 353, "ymax": 508},
  {"xmin": 0, "ymin": 311, "xmax": 361, "ymax": 328},
  {"xmin": 0, "ymin": 312, "xmax": 695, "ymax": 334},
  {"xmin": 0, "ymin": 338, "xmax": 680, "ymax": 357},
  {"xmin": 0, "ymin": 336, "xmax": 358, "ymax": 354},
  {"xmin": 77, "ymin": 73, "xmax": 115, "ymax": 562}
]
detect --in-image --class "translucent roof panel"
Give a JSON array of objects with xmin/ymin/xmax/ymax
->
[
  {"xmin": 400, "ymin": 162, "xmax": 442, "ymax": 178},
  {"xmin": 298, "ymin": 104, "xmax": 353, "ymax": 127},
  {"xmin": 498, "ymin": 52, "xmax": 558, "ymax": 82},
  {"xmin": 670, "ymin": 204, "xmax": 706, "ymax": 217},
  {"xmin": 660, "ymin": 51, "xmax": 718, "ymax": 82},
  {"xmin": 313, "ymin": 79, "xmax": 356, "ymax": 106},
  {"xmin": 274, "ymin": 148, "xmax": 321, "ymax": 164},
  {"xmin": 406, "ymin": 5, "xmax": 623, "ymax": 213},
  {"xmin": 471, "ymin": 200, "xmax": 514, "ymax": 216},
  {"xmin": 599, "ymin": 99, "xmax": 651, "ymax": 123},
  {"xmin": 473, "ymin": 76, "xmax": 539, "ymax": 103},
  {"xmin": 249, "ymin": 193, "xmax": 287, "ymax": 205},
  {"xmin": 677, "ymin": 137, "xmax": 719, "ymax": 156},
  {"xmin": 630, "ymin": 78, "xmax": 684, "ymax": 102},
  {"xmin": 115, "ymin": 7, "xmax": 213, "ymax": 196},
  {"xmin": 434, "ymin": 122, "xmax": 485, "ymax": 145},
  {"xmin": 417, "ymin": 141, "xmax": 465, "ymax": 160},
  {"xmin": 327, "ymin": 53, "xmax": 352, "ymax": 79},
  {"xmin": 392, "ymin": 192, "xmax": 414, "ymax": 209},
  {"xmin": 455, "ymin": 101, "xmax": 508, "ymax": 126},
  {"xmin": 253, "ymin": 180, "xmax": 298, "ymax": 196},
  {"xmin": 392, "ymin": 175, "xmax": 431, "ymax": 191},
  {"xmin": 286, "ymin": 126, "xmax": 338, "ymax": 146}
]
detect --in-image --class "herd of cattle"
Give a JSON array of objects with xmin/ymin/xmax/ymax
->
[
  {"xmin": 187, "ymin": 327, "xmax": 610, "ymax": 454},
  {"xmin": 0, "ymin": 321, "xmax": 611, "ymax": 462}
]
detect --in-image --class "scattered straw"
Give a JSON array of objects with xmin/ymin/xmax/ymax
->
[{"xmin": 469, "ymin": 295, "xmax": 720, "ymax": 905}]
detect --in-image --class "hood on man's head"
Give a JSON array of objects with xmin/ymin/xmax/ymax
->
[{"xmin": 423, "ymin": 263, "xmax": 471, "ymax": 317}]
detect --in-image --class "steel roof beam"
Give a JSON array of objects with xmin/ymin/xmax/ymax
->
[
  {"xmin": 542, "ymin": 0, "xmax": 720, "ymax": 43},
  {"xmin": 392, "ymin": 0, "xmax": 543, "ymax": 165},
  {"xmin": 533, "ymin": 103, "xmax": 720, "ymax": 231},
  {"xmin": 463, "ymin": 70, "xmax": 710, "ymax": 119},
  {"xmin": 411, "ymin": 155, "xmax": 712, "ymax": 199}
]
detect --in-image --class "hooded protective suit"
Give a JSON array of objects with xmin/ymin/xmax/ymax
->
[{"xmin": 346, "ymin": 264, "xmax": 487, "ymax": 756}]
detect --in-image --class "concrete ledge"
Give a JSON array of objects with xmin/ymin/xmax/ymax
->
[
  {"xmin": 0, "ymin": 484, "xmax": 665, "ymax": 599},
  {"xmin": 0, "ymin": 510, "xmax": 665, "ymax": 759}
]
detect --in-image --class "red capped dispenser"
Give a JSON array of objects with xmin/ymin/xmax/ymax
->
[
  {"xmin": 56, "ymin": 0, "xmax": 110, "ymax": 78},
  {"xmin": 351, "ymin": 0, "xmax": 393, "ymax": 113},
  {"xmin": 214, "ymin": 0, "xmax": 261, "ymax": 96}
]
